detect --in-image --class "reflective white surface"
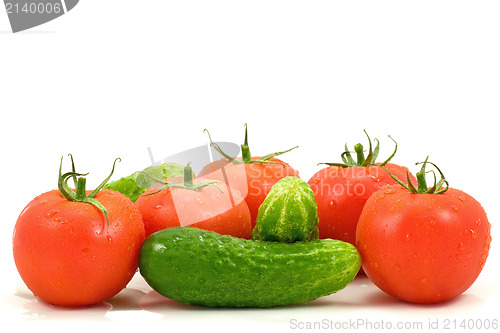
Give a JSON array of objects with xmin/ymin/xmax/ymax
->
[{"xmin": 2, "ymin": 266, "xmax": 498, "ymax": 332}]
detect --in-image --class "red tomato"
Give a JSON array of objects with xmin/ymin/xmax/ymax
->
[
  {"xmin": 356, "ymin": 161, "xmax": 492, "ymax": 303},
  {"xmin": 198, "ymin": 156, "xmax": 298, "ymax": 227},
  {"xmin": 135, "ymin": 176, "xmax": 252, "ymax": 238},
  {"xmin": 308, "ymin": 163, "xmax": 414, "ymax": 245},
  {"xmin": 13, "ymin": 158, "xmax": 145, "ymax": 307},
  {"xmin": 307, "ymin": 132, "xmax": 415, "ymax": 248},
  {"xmin": 199, "ymin": 125, "xmax": 299, "ymax": 226}
]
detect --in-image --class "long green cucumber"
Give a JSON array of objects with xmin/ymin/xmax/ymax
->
[{"xmin": 139, "ymin": 227, "xmax": 361, "ymax": 308}]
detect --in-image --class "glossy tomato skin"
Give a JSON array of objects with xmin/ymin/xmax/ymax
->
[
  {"xmin": 13, "ymin": 189, "xmax": 145, "ymax": 307},
  {"xmin": 198, "ymin": 157, "xmax": 299, "ymax": 226},
  {"xmin": 135, "ymin": 179, "xmax": 252, "ymax": 238},
  {"xmin": 307, "ymin": 163, "xmax": 415, "ymax": 245},
  {"xmin": 356, "ymin": 185, "xmax": 492, "ymax": 303}
]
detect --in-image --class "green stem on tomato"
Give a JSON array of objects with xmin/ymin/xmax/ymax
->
[
  {"xmin": 318, "ymin": 130, "xmax": 397, "ymax": 168},
  {"xmin": 58, "ymin": 155, "xmax": 121, "ymax": 227},
  {"xmin": 204, "ymin": 123, "xmax": 298, "ymax": 166},
  {"xmin": 75, "ymin": 177, "xmax": 87, "ymax": 200},
  {"xmin": 183, "ymin": 162, "xmax": 194, "ymax": 187},
  {"xmin": 141, "ymin": 162, "xmax": 223, "ymax": 196},
  {"xmin": 241, "ymin": 123, "xmax": 252, "ymax": 163},
  {"xmin": 381, "ymin": 156, "xmax": 449, "ymax": 194},
  {"xmin": 354, "ymin": 143, "xmax": 365, "ymax": 165},
  {"xmin": 416, "ymin": 165, "xmax": 429, "ymax": 193}
]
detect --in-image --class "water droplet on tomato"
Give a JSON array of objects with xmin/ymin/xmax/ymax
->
[
  {"xmin": 313, "ymin": 178, "xmax": 320, "ymax": 184},
  {"xmin": 486, "ymin": 235, "xmax": 492, "ymax": 244},
  {"xmin": 154, "ymin": 205, "xmax": 163, "ymax": 209},
  {"xmin": 426, "ymin": 206, "xmax": 433, "ymax": 211},
  {"xmin": 475, "ymin": 219, "xmax": 481, "ymax": 226},
  {"xmin": 458, "ymin": 242, "xmax": 465, "ymax": 251},
  {"xmin": 328, "ymin": 200, "xmax": 337, "ymax": 209},
  {"xmin": 395, "ymin": 199, "xmax": 401, "ymax": 204},
  {"xmin": 470, "ymin": 229, "xmax": 478, "ymax": 239},
  {"xmin": 467, "ymin": 253, "xmax": 472, "ymax": 258},
  {"xmin": 394, "ymin": 265, "xmax": 401, "ymax": 272},
  {"xmin": 405, "ymin": 233, "xmax": 411, "ymax": 241},
  {"xmin": 451, "ymin": 205, "xmax": 458, "ymax": 212},
  {"xmin": 216, "ymin": 214, "xmax": 223, "ymax": 220},
  {"xmin": 458, "ymin": 196, "xmax": 466, "ymax": 202},
  {"xmin": 96, "ymin": 230, "xmax": 102, "ymax": 236},
  {"xmin": 40, "ymin": 200, "xmax": 48, "ymax": 205},
  {"xmin": 46, "ymin": 209, "xmax": 59, "ymax": 217},
  {"xmin": 420, "ymin": 277, "xmax": 428, "ymax": 284},
  {"xmin": 107, "ymin": 235, "xmax": 113, "ymax": 244},
  {"xmin": 385, "ymin": 189, "xmax": 396, "ymax": 194},
  {"xmin": 82, "ymin": 248, "xmax": 96, "ymax": 260}
]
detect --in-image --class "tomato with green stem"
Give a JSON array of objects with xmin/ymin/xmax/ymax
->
[
  {"xmin": 307, "ymin": 131, "xmax": 416, "ymax": 247},
  {"xmin": 13, "ymin": 156, "xmax": 145, "ymax": 307},
  {"xmin": 356, "ymin": 158, "xmax": 492, "ymax": 303},
  {"xmin": 198, "ymin": 124, "xmax": 299, "ymax": 226},
  {"xmin": 135, "ymin": 163, "xmax": 252, "ymax": 238}
]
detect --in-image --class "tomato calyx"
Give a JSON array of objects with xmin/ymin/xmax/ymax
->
[
  {"xmin": 141, "ymin": 162, "xmax": 223, "ymax": 196},
  {"xmin": 318, "ymin": 130, "xmax": 397, "ymax": 168},
  {"xmin": 382, "ymin": 156, "xmax": 449, "ymax": 194},
  {"xmin": 204, "ymin": 123, "xmax": 298, "ymax": 166},
  {"xmin": 58, "ymin": 154, "xmax": 121, "ymax": 227}
]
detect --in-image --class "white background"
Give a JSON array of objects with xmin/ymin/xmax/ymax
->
[{"xmin": 1, "ymin": 1, "xmax": 499, "ymax": 332}]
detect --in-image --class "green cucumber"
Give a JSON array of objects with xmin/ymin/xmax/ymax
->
[
  {"xmin": 104, "ymin": 162, "xmax": 187, "ymax": 202},
  {"xmin": 103, "ymin": 174, "xmax": 144, "ymax": 202},
  {"xmin": 252, "ymin": 176, "xmax": 319, "ymax": 242},
  {"xmin": 139, "ymin": 227, "xmax": 361, "ymax": 308}
]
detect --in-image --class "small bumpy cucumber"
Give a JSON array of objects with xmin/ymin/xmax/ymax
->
[
  {"xmin": 139, "ymin": 227, "xmax": 361, "ymax": 308},
  {"xmin": 252, "ymin": 176, "xmax": 319, "ymax": 242}
]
